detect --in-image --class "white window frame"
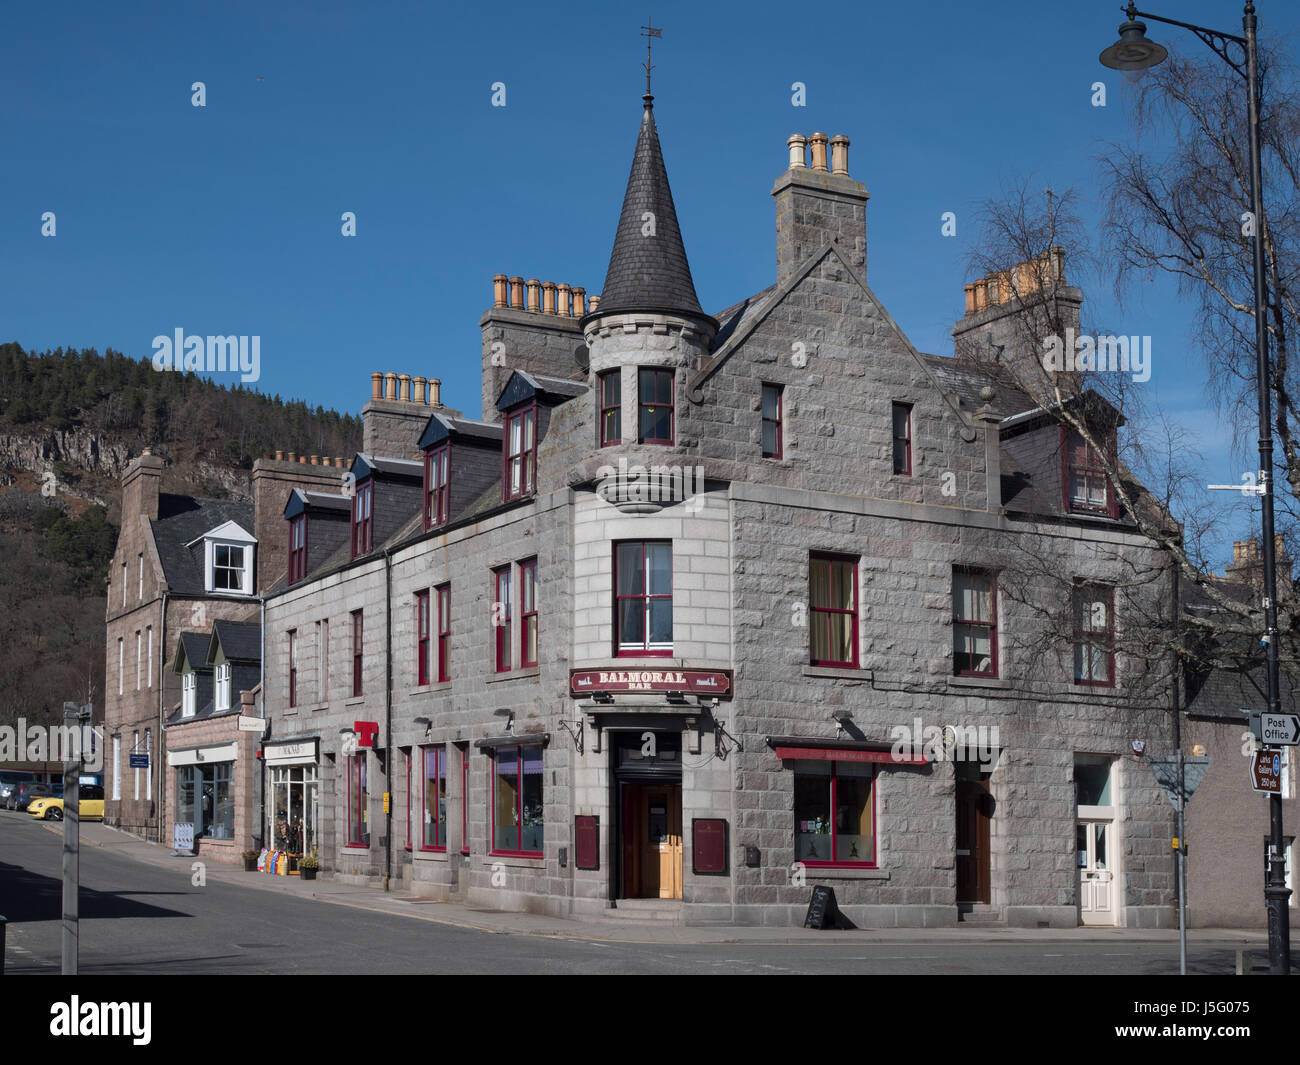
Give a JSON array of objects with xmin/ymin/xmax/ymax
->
[
  {"xmin": 136, "ymin": 630, "xmax": 142, "ymax": 691},
  {"xmin": 215, "ymin": 663, "xmax": 232, "ymax": 712},
  {"xmin": 147, "ymin": 626, "xmax": 153, "ymax": 688},
  {"xmin": 121, "ymin": 561, "xmax": 126, "ymax": 607},
  {"xmin": 117, "ymin": 637, "xmax": 124, "ymax": 696},
  {"xmin": 191, "ymin": 521, "xmax": 257, "ymax": 596},
  {"xmin": 112, "ymin": 735, "xmax": 121, "ymax": 801},
  {"xmin": 182, "ymin": 672, "xmax": 197, "ymax": 718},
  {"xmin": 133, "ymin": 730, "xmax": 140, "ymax": 800},
  {"xmin": 145, "ymin": 728, "xmax": 152, "ymax": 798},
  {"xmin": 138, "ymin": 553, "xmax": 144, "ymax": 600},
  {"xmin": 317, "ymin": 619, "xmax": 328, "ymax": 702}
]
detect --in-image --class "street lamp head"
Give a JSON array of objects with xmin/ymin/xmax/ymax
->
[{"xmin": 1099, "ymin": 16, "xmax": 1168, "ymax": 71}]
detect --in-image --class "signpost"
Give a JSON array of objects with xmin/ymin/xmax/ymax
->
[
  {"xmin": 1252, "ymin": 749, "xmax": 1284, "ymax": 794},
  {"xmin": 1255, "ymin": 713, "xmax": 1300, "ymax": 747},
  {"xmin": 1149, "ymin": 754, "xmax": 1210, "ymax": 977},
  {"xmin": 61, "ymin": 701, "xmax": 92, "ymax": 976}
]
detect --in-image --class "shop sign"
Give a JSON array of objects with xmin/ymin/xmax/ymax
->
[{"xmin": 569, "ymin": 668, "xmax": 733, "ymax": 698}]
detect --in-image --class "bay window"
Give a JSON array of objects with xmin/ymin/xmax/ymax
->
[
  {"xmin": 638, "ymin": 368, "xmax": 674, "ymax": 445},
  {"xmin": 600, "ymin": 370, "xmax": 622, "ymax": 446}
]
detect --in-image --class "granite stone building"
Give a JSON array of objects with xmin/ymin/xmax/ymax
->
[{"xmin": 254, "ymin": 96, "xmax": 1179, "ymax": 926}]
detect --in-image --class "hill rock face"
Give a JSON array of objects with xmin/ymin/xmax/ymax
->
[{"xmin": 0, "ymin": 343, "xmax": 362, "ymax": 729}]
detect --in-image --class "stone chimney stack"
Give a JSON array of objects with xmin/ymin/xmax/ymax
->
[
  {"xmin": 362, "ymin": 369, "xmax": 459, "ymax": 461},
  {"xmin": 1225, "ymin": 535, "xmax": 1293, "ymax": 598},
  {"xmin": 773, "ymin": 132, "xmax": 869, "ymax": 285},
  {"xmin": 122, "ymin": 450, "xmax": 164, "ymax": 524}
]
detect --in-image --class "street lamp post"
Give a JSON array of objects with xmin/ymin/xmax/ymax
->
[{"xmin": 1101, "ymin": 1, "xmax": 1291, "ymax": 974}]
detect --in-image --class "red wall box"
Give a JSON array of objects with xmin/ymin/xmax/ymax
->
[
  {"xmin": 575, "ymin": 815, "xmax": 599, "ymax": 870},
  {"xmin": 692, "ymin": 817, "xmax": 728, "ymax": 875}
]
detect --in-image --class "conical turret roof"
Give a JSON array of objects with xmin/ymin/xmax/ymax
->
[{"xmin": 593, "ymin": 97, "xmax": 707, "ymax": 322}]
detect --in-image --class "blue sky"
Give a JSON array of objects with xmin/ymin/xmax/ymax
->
[{"xmin": 4, "ymin": 0, "xmax": 1297, "ymax": 566}]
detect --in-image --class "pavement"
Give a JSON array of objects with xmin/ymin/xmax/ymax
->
[{"xmin": 41, "ymin": 818, "xmax": 1284, "ymax": 949}]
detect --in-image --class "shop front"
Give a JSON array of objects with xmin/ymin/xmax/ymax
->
[{"xmin": 263, "ymin": 738, "xmax": 320, "ymax": 875}]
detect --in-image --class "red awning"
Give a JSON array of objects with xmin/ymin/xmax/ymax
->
[{"xmin": 772, "ymin": 745, "xmax": 927, "ymax": 766}]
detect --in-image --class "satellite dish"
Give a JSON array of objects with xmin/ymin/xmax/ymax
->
[{"xmin": 574, "ymin": 344, "xmax": 590, "ymax": 371}]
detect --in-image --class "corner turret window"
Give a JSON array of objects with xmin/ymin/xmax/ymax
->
[
  {"xmin": 638, "ymin": 369, "xmax": 675, "ymax": 445},
  {"xmin": 599, "ymin": 370, "xmax": 622, "ymax": 446}
]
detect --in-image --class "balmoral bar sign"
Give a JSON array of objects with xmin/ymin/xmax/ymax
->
[{"xmin": 569, "ymin": 668, "xmax": 733, "ymax": 698}]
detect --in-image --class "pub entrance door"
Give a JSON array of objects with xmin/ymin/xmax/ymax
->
[{"xmin": 612, "ymin": 730, "xmax": 683, "ymax": 900}]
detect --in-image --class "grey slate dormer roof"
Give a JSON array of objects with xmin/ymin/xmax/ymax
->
[
  {"xmin": 151, "ymin": 494, "xmax": 255, "ymax": 596},
  {"xmin": 209, "ymin": 619, "xmax": 262, "ymax": 664},
  {"xmin": 590, "ymin": 98, "xmax": 711, "ymax": 324}
]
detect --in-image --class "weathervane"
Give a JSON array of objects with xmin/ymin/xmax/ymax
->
[{"xmin": 641, "ymin": 16, "xmax": 661, "ymax": 99}]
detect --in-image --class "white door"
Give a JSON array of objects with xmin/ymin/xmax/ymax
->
[{"xmin": 1078, "ymin": 821, "xmax": 1115, "ymax": 925}]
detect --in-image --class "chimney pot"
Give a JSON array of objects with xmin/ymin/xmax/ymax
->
[
  {"xmin": 963, "ymin": 283, "xmax": 977, "ymax": 316},
  {"xmin": 413, "ymin": 376, "xmax": 427, "ymax": 404},
  {"xmin": 493, "ymin": 274, "xmax": 508, "ymax": 308},
  {"xmin": 829, "ymin": 134, "xmax": 850, "ymax": 176},
  {"xmin": 526, "ymin": 279, "xmax": 541, "ymax": 312},
  {"xmin": 809, "ymin": 132, "xmax": 829, "ymax": 172},
  {"xmin": 370, "ymin": 371, "xmax": 383, "ymax": 400},
  {"xmin": 384, "ymin": 372, "xmax": 398, "ymax": 400},
  {"xmin": 557, "ymin": 282, "xmax": 571, "ymax": 317},
  {"xmin": 786, "ymin": 133, "xmax": 808, "ymax": 169},
  {"xmin": 572, "ymin": 286, "xmax": 586, "ymax": 316},
  {"xmin": 509, "ymin": 276, "xmax": 524, "ymax": 309},
  {"xmin": 429, "ymin": 378, "xmax": 441, "ymax": 407},
  {"xmin": 399, "ymin": 373, "xmax": 412, "ymax": 402},
  {"xmin": 974, "ymin": 278, "xmax": 988, "ymax": 312},
  {"xmin": 542, "ymin": 281, "xmax": 557, "ymax": 315},
  {"xmin": 310, "ymin": 455, "xmax": 318, "ymax": 465},
  {"xmin": 275, "ymin": 449, "xmax": 285, "ymax": 461},
  {"xmin": 288, "ymin": 451, "xmax": 297, "ymax": 462},
  {"xmin": 589, "ymin": 294, "xmax": 600, "ymax": 312}
]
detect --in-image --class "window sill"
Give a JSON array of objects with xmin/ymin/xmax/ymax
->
[
  {"xmin": 409, "ymin": 682, "xmax": 452, "ymax": 697},
  {"xmin": 486, "ymin": 666, "xmax": 541, "ymax": 684},
  {"xmin": 487, "ymin": 853, "xmax": 544, "ymax": 865},
  {"xmin": 796, "ymin": 866, "xmax": 890, "ymax": 881},
  {"xmin": 802, "ymin": 665, "xmax": 874, "ymax": 682},
  {"xmin": 414, "ymin": 849, "xmax": 451, "ymax": 862},
  {"xmin": 947, "ymin": 676, "xmax": 1009, "ymax": 690},
  {"xmin": 344, "ymin": 695, "xmax": 366, "ymax": 706}
]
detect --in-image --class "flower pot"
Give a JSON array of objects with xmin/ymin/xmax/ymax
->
[{"xmin": 300, "ymin": 867, "xmax": 317, "ymax": 881}]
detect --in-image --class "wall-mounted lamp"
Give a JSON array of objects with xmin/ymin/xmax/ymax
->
[
  {"xmin": 831, "ymin": 709, "xmax": 853, "ymax": 736},
  {"xmin": 591, "ymin": 692, "xmax": 614, "ymax": 704},
  {"xmin": 665, "ymin": 691, "xmax": 688, "ymax": 705},
  {"xmin": 414, "ymin": 715, "xmax": 432, "ymax": 737},
  {"xmin": 493, "ymin": 708, "xmax": 514, "ymax": 732}
]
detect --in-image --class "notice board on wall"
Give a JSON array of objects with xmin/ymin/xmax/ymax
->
[
  {"xmin": 575, "ymin": 815, "xmax": 599, "ymax": 870},
  {"xmin": 692, "ymin": 818, "xmax": 728, "ymax": 875}
]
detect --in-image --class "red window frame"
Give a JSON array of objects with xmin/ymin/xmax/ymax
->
[
  {"xmin": 490, "ymin": 743, "xmax": 543, "ymax": 858},
  {"xmin": 351, "ymin": 480, "xmax": 373, "ymax": 557},
  {"xmin": 599, "ymin": 370, "xmax": 622, "ymax": 446},
  {"xmin": 404, "ymin": 750, "xmax": 412, "ymax": 851},
  {"xmin": 892, "ymin": 402, "xmax": 912, "ymax": 476},
  {"xmin": 416, "ymin": 590, "xmax": 431, "ymax": 687},
  {"xmin": 436, "ymin": 583, "xmax": 451, "ymax": 683},
  {"xmin": 519, "ymin": 558, "xmax": 538, "ymax": 668},
  {"xmin": 424, "ymin": 444, "xmax": 450, "ymax": 529},
  {"xmin": 1073, "ymin": 581, "xmax": 1115, "ymax": 687},
  {"xmin": 638, "ymin": 368, "xmax": 675, "ymax": 445},
  {"xmin": 794, "ymin": 761, "xmax": 877, "ymax": 869},
  {"xmin": 421, "ymin": 744, "xmax": 448, "ymax": 851},
  {"xmin": 809, "ymin": 552, "xmax": 859, "ymax": 668},
  {"xmin": 351, "ymin": 609, "xmax": 364, "ymax": 697},
  {"xmin": 493, "ymin": 566, "xmax": 512, "ymax": 672},
  {"xmin": 461, "ymin": 746, "xmax": 470, "ymax": 855},
  {"xmin": 502, "ymin": 403, "xmax": 537, "ymax": 502},
  {"xmin": 346, "ymin": 751, "xmax": 367, "ymax": 847},
  {"xmin": 761, "ymin": 383, "xmax": 783, "ymax": 459},
  {"xmin": 953, "ymin": 566, "xmax": 998, "ymax": 678},
  {"xmin": 614, "ymin": 540, "xmax": 673, "ymax": 656},
  {"xmin": 288, "ymin": 515, "xmax": 307, "ymax": 584},
  {"xmin": 1061, "ymin": 427, "xmax": 1118, "ymax": 518},
  {"xmin": 288, "ymin": 629, "xmax": 297, "ymax": 708}
]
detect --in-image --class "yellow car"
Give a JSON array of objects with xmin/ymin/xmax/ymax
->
[{"xmin": 29, "ymin": 785, "xmax": 104, "ymax": 821}]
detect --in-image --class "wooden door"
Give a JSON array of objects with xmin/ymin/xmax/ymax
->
[
  {"xmin": 955, "ymin": 778, "xmax": 991, "ymax": 904},
  {"xmin": 623, "ymin": 783, "xmax": 682, "ymax": 899}
]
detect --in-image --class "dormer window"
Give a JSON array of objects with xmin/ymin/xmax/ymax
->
[
  {"xmin": 503, "ymin": 404, "xmax": 537, "ymax": 501},
  {"xmin": 638, "ymin": 368, "xmax": 674, "ymax": 445},
  {"xmin": 215, "ymin": 662, "xmax": 232, "ymax": 711},
  {"xmin": 1063, "ymin": 429, "xmax": 1118, "ymax": 519},
  {"xmin": 288, "ymin": 515, "xmax": 307, "ymax": 584},
  {"xmin": 193, "ymin": 521, "xmax": 256, "ymax": 595},
  {"xmin": 352, "ymin": 480, "xmax": 373, "ymax": 557},
  {"xmin": 425, "ymin": 444, "xmax": 450, "ymax": 528},
  {"xmin": 182, "ymin": 672, "xmax": 197, "ymax": 717}
]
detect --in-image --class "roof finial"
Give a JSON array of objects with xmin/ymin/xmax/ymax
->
[{"xmin": 641, "ymin": 16, "xmax": 661, "ymax": 107}]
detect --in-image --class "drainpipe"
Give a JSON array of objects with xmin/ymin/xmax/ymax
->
[
  {"xmin": 258, "ymin": 592, "xmax": 266, "ymax": 853},
  {"xmin": 157, "ymin": 592, "xmax": 167, "ymax": 843},
  {"xmin": 383, "ymin": 547, "xmax": 393, "ymax": 893}
]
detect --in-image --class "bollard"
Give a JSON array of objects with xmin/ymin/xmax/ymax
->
[{"xmin": 1, "ymin": 914, "xmax": 6, "ymax": 975}]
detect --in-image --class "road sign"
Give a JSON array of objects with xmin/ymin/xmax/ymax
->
[
  {"xmin": 237, "ymin": 715, "xmax": 267, "ymax": 733},
  {"xmin": 1149, "ymin": 756, "xmax": 1211, "ymax": 807},
  {"xmin": 1251, "ymin": 749, "xmax": 1283, "ymax": 794},
  {"xmin": 1257, "ymin": 713, "xmax": 1300, "ymax": 746},
  {"xmin": 128, "ymin": 754, "xmax": 149, "ymax": 769}
]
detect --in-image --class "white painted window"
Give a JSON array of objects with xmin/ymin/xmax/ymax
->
[
  {"xmin": 135, "ymin": 631, "xmax": 142, "ymax": 690},
  {"xmin": 112, "ymin": 735, "xmax": 121, "ymax": 801},
  {"xmin": 215, "ymin": 663, "xmax": 231, "ymax": 711},
  {"xmin": 182, "ymin": 672, "xmax": 197, "ymax": 717},
  {"xmin": 147, "ymin": 626, "xmax": 153, "ymax": 688},
  {"xmin": 145, "ymin": 728, "xmax": 152, "ymax": 798},
  {"xmin": 138, "ymin": 553, "xmax": 143, "ymax": 600},
  {"xmin": 121, "ymin": 561, "xmax": 126, "ymax": 607},
  {"xmin": 318, "ymin": 619, "xmax": 328, "ymax": 701},
  {"xmin": 117, "ymin": 638, "xmax": 124, "ymax": 696},
  {"xmin": 133, "ymin": 730, "xmax": 140, "ymax": 800}
]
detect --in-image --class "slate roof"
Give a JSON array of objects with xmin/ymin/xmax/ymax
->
[
  {"xmin": 284, "ymin": 488, "xmax": 351, "ymax": 519},
  {"xmin": 417, "ymin": 412, "xmax": 504, "ymax": 451},
  {"xmin": 210, "ymin": 619, "xmax": 261, "ymax": 664},
  {"xmin": 175, "ymin": 631, "xmax": 214, "ymax": 673},
  {"xmin": 151, "ymin": 494, "xmax": 254, "ymax": 596},
  {"xmin": 592, "ymin": 99, "xmax": 709, "ymax": 322}
]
